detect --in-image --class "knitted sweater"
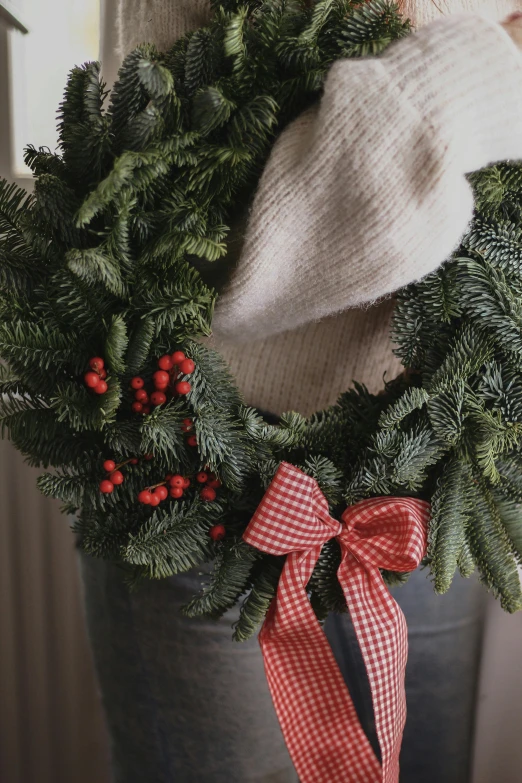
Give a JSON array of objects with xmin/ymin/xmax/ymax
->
[{"xmin": 116, "ymin": 0, "xmax": 522, "ymax": 416}]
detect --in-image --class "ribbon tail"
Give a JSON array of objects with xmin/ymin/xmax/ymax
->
[
  {"xmin": 339, "ymin": 560, "xmax": 408, "ymax": 783},
  {"xmin": 259, "ymin": 551, "xmax": 382, "ymax": 783}
]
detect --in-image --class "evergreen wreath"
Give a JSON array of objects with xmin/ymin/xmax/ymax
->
[{"xmin": 2, "ymin": 0, "xmax": 522, "ymax": 641}]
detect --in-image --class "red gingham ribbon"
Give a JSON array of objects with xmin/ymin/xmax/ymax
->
[{"xmin": 243, "ymin": 461, "xmax": 430, "ymax": 783}]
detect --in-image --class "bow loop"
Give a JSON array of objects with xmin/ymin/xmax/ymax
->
[
  {"xmin": 242, "ymin": 460, "xmax": 431, "ymax": 783},
  {"xmin": 340, "ymin": 496, "xmax": 429, "ymax": 573},
  {"xmin": 244, "ymin": 461, "xmax": 341, "ymax": 557}
]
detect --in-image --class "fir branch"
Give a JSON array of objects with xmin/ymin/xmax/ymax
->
[
  {"xmin": 138, "ymin": 58, "xmax": 175, "ymax": 99},
  {"xmin": 0, "ymin": 319, "xmax": 86, "ymax": 379},
  {"xmin": 51, "ymin": 380, "xmax": 121, "ymax": 431},
  {"xmin": 378, "ymin": 387, "xmax": 429, "ymax": 430},
  {"xmin": 123, "ymin": 499, "xmax": 219, "ymax": 577},
  {"xmin": 427, "ymin": 380, "xmax": 465, "ymax": 446},
  {"xmin": 233, "ymin": 555, "xmax": 283, "ymax": 641},
  {"xmin": 105, "ymin": 314, "xmax": 129, "ymax": 374},
  {"xmin": 125, "ymin": 317, "xmax": 155, "ymax": 375},
  {"xmin": 308, "ymin": 538, "xmax": 346, "ymax": 619},
  {"xmin": 301, "ymin": 454, "xmax": 344, "ymax": 508},
  {"xmin": 428, "ymin": 458, "xmax": 470, "ymax": 594},
  {"xmin": 140, "ymin": 401, "xmax": 187, "ymax": 465},
  {"xmin": 195, "ymin": 408, "xmax": 255, "ymax": 491},
  {"xmin": 132, "ymin": 264, "xmax": 215, "ymax": 340},
  {"xmin": 337, "ymin": 0, "xmax": 411, "ymax": 58},
  {"xmin": 183, "ymin": 339, "xmax": 243, "ymax": 409},
  {"xmin": 182, "ymin": 539, "xmax": 257, "ymax": 618},
  {"xmin": 466, "ymin": 475, "xmax": 522, "ymax": 612},
  {"xmin": 66, "ymin": 247, "xmax": 127, "ymax": 299},
  {"xmin": 37, "ymin": 471, "xmax": 87, "ymax": 507}
]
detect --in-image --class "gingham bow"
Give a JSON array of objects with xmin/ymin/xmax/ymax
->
[{"xmin": 243, "ymin": 461, "xmax": 430, "ymax": 783}]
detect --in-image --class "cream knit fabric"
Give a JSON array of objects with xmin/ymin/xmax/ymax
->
[
  {"xmin": 116, "ymin": 0, "xmax": 210, "ymax": 54},
  {"xmin": 116, "ymin": 1, "xmax": 522, "ymax": 416}
]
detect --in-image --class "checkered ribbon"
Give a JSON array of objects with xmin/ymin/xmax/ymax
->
[{"xmin": 243, "ymin": 461, "xmax": 430, "ymax": 783}]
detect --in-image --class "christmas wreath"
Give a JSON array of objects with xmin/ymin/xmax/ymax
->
[{"xmin": 2, "ymin": 0, "xmax": 522, "ymax": 648}]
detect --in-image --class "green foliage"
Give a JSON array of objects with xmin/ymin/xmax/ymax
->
[
  {"xmin": 336, "ymin": 0, "xmax": 411, "ymax": 57},
  {"xmin": 140, "ymin": 401, "xmax": 187, "ymax": 464},
  {"xmin": 2, "ymin": 0, "xmax": 522, "ymax": 640},
  {"xmin": 427, "ymin": 459, "xmax": 470, "ymax": 594},
  {"xmin": 233, "ymin": 555, "xmax": 283, "ymax": 642},
  {"xmin": 124, "ymin": 499, "xmax": 220, "ymax": 578},
  {"xmin": 466, "ymin": 477, "xmax": 522, "ymax": 612},
  {"xmin": 182, "ymin": 539, "xmax": 258, "ymax": 617}
]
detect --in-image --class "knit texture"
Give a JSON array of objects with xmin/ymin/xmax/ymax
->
[
  {"xmin": 116, "ymin": 2, "xmax": 522, "ymax": 416},
  {"xmin": 116, "ymin": 0, "xmax": 209, "ymax": 55},
  {"xmin": 212, "ymin": 14, "xmax": 522, "ymax": 340}
]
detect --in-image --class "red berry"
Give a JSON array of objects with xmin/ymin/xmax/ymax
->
[
  {"xmin": 175, "ymin": 381, "xmax": 191, "ymax": 395},
  {"xmin": 130, "ymin": 377, "xmax": 144, "ymax": 390},
  {"xmin": 158, "ymin": 355, "xmax": 174, "ymax": 371},
  {"xmin": 208, "ymin": 477, "xmax": 222, "ymax": 488},
  {"xmin": 165, "ymin": 473, "xmax": 173, "ymax": 481},
  {"xmin": 109, "ymin": 470, "xmax": 124, "ymax": 485},
  {"xmin": 150, "ymin": 391, "xmax": 167, "ymax": 406},
  {"xmin": 179, "ymin": 358, "xmax": 195, "ymax": 375},
  {"xmin": 85, "ymin": 371, "xmax": 101, "ymax": 388},
  {"xmin": 156, "ymin": 485, "xmax": 168, "ymax": 501},
  {"xmin": 94, "ymin": 380, "xmax": 108, "ymax": 394},
  {"xmin": 149, "ymin": 492, "xmax": 161, "ymax": 507},
  {"xmin": 144, "ymin": 453, "xmax": 154, "ymax": 460},
  {"xmin": 187, "ymin": 435, "xmax": 198, "ymax": 447},
  {"xmin": 135, "ymin": 389, "xmax": 148, "ymax": 403},
  {"xmin": 209, "ymin": 523, "xmax": 225, "ymax": 540},
  {"xmin": 132, "ymin": 401, "xmax": 144, "ymax": 414},
  {"xmin": 89, "ymin": 357, "xmax": 105, "ymax": 372},
  {"xmin": 130, "ymin": 458, "xmax": 139, "ymax": 465},
  {"xmin": 172, "ymin": 351, "xmax": 186, "ymax": 364},
  {"xmin": 169, "ymin": 475, "xmax": 184, "ymax": 488},
  {"xmin": 153, "ymin": 370, "xmax": 170, "ymax": 387},
  {"xmin": 170, "ymin": 486, "xmax": 184, "ymax": 498},
  {"xmin": 142, "ymin": 406, "xmax": 151, "ymax": 415},
  {"xmin": 197, "ymin": 471, "xmax": 208, "ymax": 484},
  {"xmin": 182, "ymin": 477, "xmax": 191, "ymax": 489},
  {"xmin": 201, "ymin": 487, "xmax": 217, "ymax": 502},
  {"xmin": 99, "ymin": 368, "xmax": 107, "ymax": 379},
  {"xmin": 100, "ymin": 479, "xmax": 114, "ymax": 494},
  {"xmin": 181, "ymin": 418, "xmax": 193, "ymax": 432},
  {"xmin": 103, "ymin": 459, "xmax": 116, "ymax": 472},
  {"xmin": 138, "ymin": 489, "xmax": 152, "ymax": 504}
]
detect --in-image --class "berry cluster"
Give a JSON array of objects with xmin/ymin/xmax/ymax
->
[
  {"xmin": 84, "ymin": 357, "xmax": 108, "ymax": 395},
  {"xmin": 137, "ymin": 468, "xmax": 221, "ymax": 506},
  {"xmin": 137, "ymin": 474, "xmax": 191, "ymax": 506},
  {"xmin": 98, "ymin": 453, "xmax": 225, "ymax": 539},
  {"xmin": 182, "ymin": 417, "xmax": 198, "ymax": 447},
  {"xmin": 99, "ymin": 456, "xmax": 139, "ymax": 494},
  {"xmin": 196, "ymin": 470, "xmax": 221, "ymax": 501},
  {"xmin": 130, "ymin": 350, "xmax": 195, "ymax": 415}
]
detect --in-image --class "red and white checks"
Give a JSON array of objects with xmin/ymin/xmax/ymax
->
[{"xmin": 243, "ymin": 461, "xmax": 430, "ymax": 783}]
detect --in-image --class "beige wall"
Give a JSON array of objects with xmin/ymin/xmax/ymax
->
[
  {"xmin": 0, "ymin": 439, "xmax": 111, "ymax": 783},
  {"xmin": 0, "ymin": 16, "xmax": 110, "ymax": 781},
  {"xmin": 472, "ymin": 595, "xmax": 522, "ymax": 782}
]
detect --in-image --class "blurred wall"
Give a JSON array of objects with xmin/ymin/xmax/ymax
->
[
  {"xmin": 472, "ymin": 594, "xmax": 522, "ymax": 783},
  {"xmin": 0, "ymin": 17, "xmax": 110, "ymax": 783},
  {"xmin": 0, "ymin": 438, "xmax": 111, "ymax": 783}
]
